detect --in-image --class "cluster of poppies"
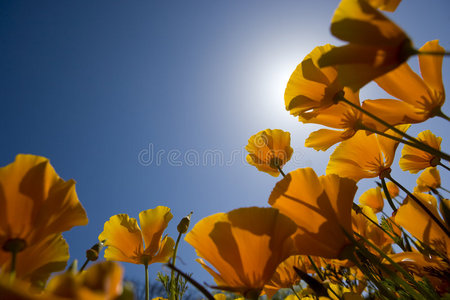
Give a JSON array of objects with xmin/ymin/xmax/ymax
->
[
  {"xmin": 190, "ymin": 0, "xmax": 449, "ymax": 298},
  {"xmin": 1, "ymin": 0, "xmax": 449, "ymax": 299}
]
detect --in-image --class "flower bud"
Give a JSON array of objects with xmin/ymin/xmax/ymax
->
[
  {"xmin": 86, "ymin": 240, "xmax": 106, "ymax": 262},
  {"xmin": 177, "ymin": 212, "xmax": 193, "ymax": 234}
]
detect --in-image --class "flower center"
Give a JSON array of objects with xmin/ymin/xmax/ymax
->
[
  {"xmin": 430, "ymin": 157, "xmax": 440, "ymax": 167},
  {"xmin": 2, "ymin": 238, "xmax": 27, "ymax": 253},
  {"xmin": 378, "ymin": 168, "xmax": 392, "ymax": 179}
]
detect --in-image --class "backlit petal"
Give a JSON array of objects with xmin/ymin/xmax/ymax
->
[
  {"xmin": 185, "ymin": 207, "xmax": 297, "ymax": 296},
  {"xmin": 269, "ymin": 168, "xmax": 357, "ymax": 258},
  {"xmin": 359, "ymin": 187, "xmax": 384, "ymax": 213},
  {"xmin": 419, "ymin": 40, "xmax": 445, "ymax": 100},
  {"xmin": 396, "ymin": 193, "xmax": 449, "ymax": 256},
  {"xmin": 139, "ymin": 206, "xmax": 173, "ymax": 256},
  {"xmin": 305, "ymin": 129, "xmax": 347, "ymax": 151},
  {"xmin": 99, "ymin": 214, "xmax": 143, "ymax": 264}
]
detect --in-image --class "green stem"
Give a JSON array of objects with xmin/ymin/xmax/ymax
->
[
  {"xmin": 79, "ymin": 259, "xmax": 89, "ymax": 272},
  {"xmin": 338, "ymin": 95, "xmax": 450, "ymax": 162},
  {"xmin": 307, "ymin": 255, "xmax": 323, "ymax": 281},
  {"xmin": 9, "ymin": 250, "xmax": 17, "ymax": 283},
  {"xmin": 417, "ymin": 50, "xmax": 450, "ymax": 56},
  {"xmin": 341, "ymin": 246, "xmax": 397, "ymax": 300},
  {"xmin": 381, "ymin": 211, "xmax": 413, "ymax": 251},
  {"xmin": 277, "ymin": 166, "xmax": 286, "ymax": 177},
  {"xmin": 170, "ymin": 232, "xmax": 183, "ymax": 300},
  {"xmin": 290, "ymin": 286, "xmax": 302, "ymax": 300},
  {"xmin": 145, "ymin": 263, "xmax": 149, "ymax": 300},
  {"xmin": 439, "ymin": 162, "xmax": 450, "ymax": 172},
  {"xmin": 386, "ymin": 174, "xmax": 450, "ymax": 237},
  {"xmin": 353, "ymin": 204, "xmax": 403, "ymax": 251},
  {"xmin": 358, "ymin": 121, "xmax": 450, "ymax": 162},
  {"xmin": 166, "ymin": 263, "xmax": 215, "ymax": 300},
  {"xmin": 353, "ymin": 232, "xmax": 435, "ymax": 299},
  {"xmin": 439, "ymin": 186, "xmax": 450, "ymax": 194},
  {"xmin": 380, "ymin": 177, "xmax": 397, "ymax": 213},
  {"xmin": 434, "ymin": 109, "xmax": 450, "ymax": 122}
]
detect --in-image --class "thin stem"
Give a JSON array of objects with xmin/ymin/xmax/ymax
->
[
  {"xmin": 386, "ymin": 174, "xmax": 450, "ymax": 237},
  {"xmin": 290, "ymin": 287, "xmax": 302, "ymax": 300},
  {"xmin": 326, "ymin": 284, "xmax": 342, "ymax": 300},
  {"xmin": 417, "ymin": 50, "xmax": 450, "ymax": 56},
  {"xmin": 380, "ymin": 177, "xmax": 397, "ymax": 213},
  {"xmin": 170, "ymin": 232, "xmax": 183, "ymax": 300},
  {"xmin": 353, "ymin": 232, "xmax": 435, "ymax": 299},
  {"xmin": 307, "ymin": 255, "xmax": 323, "ymax": 281},
  {"xmin": 359, "ymin": 122, "xmax": 450, "ymax": 162},
  {"xmin": 166, "ymin": 263, "xmax": 215, "ymax": 300},
  {"xmin": 435, "ymin": 109, "xmax": 450, "ymax": 122},
  {"xmin": 381, "ymin": 211, "xmax": 413, "ymax": 251},
  {"xmin": 339, "ymin": 95, "xmax": 450, "ymax": 161},
  {"xmin": 354, "ymin": 205, "xmax": 403, "ymax": 251},
  {"xmin": 79, "ymin": 259, "xmax": 89, "ymax": 272},
  {"xmin": 439, "ymin": 162, "xmax": 450, "ymax": 172},
  {"xmin": 9, "ymin": 250, "xmax": 17, "ymax": 283},
  {"xmin": 277, "ymin": 166, "xmax": 286, "ymax": 177},
  {"xmin": 439, "ymin": 186, "xmax": 450, "ymax": 194},
  {"xmin": 145, "ymin": 263, "xmax": 149, "ymax": 300}
]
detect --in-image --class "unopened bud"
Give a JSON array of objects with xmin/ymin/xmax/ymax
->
[
  {"xmin": 177, "ymin": 212, "xmax": 193, "ymax": 234},
  {"xmin": 86, "ymin": 240, "xmax": 106, "ymax": 262},
  {"xmin": 67, "ymin": 259, "xmax": 78, "ymax": 274}
]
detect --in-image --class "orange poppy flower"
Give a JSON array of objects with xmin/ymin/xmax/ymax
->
[
  {"xmin": 388, "ymin": 252, "xmax": 449, "ymax": 294},
  {"xmin": 0, "ymin": 154, "xmax": 88, "ymax": 258},
  {"xmin": 269, "ymin": 168, "xmax": 358, "ymax": 259},
  {"xmin": 301, "ymin": 88, "xmax": 363, "ymax": 151},
  {"xmin": 318, "ymin": 0, "xmax": 414, "ymax": 91},
  {"xmin": 384, "ymin": 181, "xmax": 399, "ymax": 199},
  {"xmin": 359, "ymin": 187, "xmax": 384, "ymax": 213},
  {"xmin": 0, "ymin": 261, "xmax": 124, "ymax": 300},
  {"xmin": 184, "ymin": 207, "xmax": 297, "ymax": 297},
  {"xmin": 0, "ymin": 234, "xmax": 69, "ymax": 286},
  {"xmin": 395, "ymin": 193, "xmax": 450, "ymax": 257},
  {"xmin": 285, "ymin": 44, "xmax": 344, "ymax": 119},
  {"xmin": 326, "ymin": 125, "xmax": 410, "ymax": 181},
  {"xmin": 246, "ymin": 129, "xmax": 293, "ymax": 176},
  {"xmin": 363, "ymin": 40, "xmax": 446, "ymax": 128},
  {"xmin": 99, "ymin": 206, "xmax": 175, "ymax": 266},
  {"xmin": 46, "ymin": 261, "xmax": 124, "ymax": 300},
  {"xmin": 399, "ymin": 130, "xmax": 442, "ymax": 173},
  {"xmin": 263, "ymin": 255, "xmax": 316, "ymax": 299},
  {"xmin": 414, "ymin": 167, "xmax": 441, "ymax": 193},
  {"xmin": 352, "ymin": 205, "xmax": 394, "ymax": 251}
]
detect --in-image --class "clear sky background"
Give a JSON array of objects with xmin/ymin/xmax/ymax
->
[{"xmin": 1, "ymin": 0, "xmax": 449, "ymax": 296}]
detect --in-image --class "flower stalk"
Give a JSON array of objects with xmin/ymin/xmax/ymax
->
[
  {"xmin": 337, "ymin": 93, "xmax": 450, "ymax": 162},
  {"xmin": 145, "ymin": 262, "xmax": 149, "ymax": 300},
  {"xmin": 380, "ymin": 177, "xmax": 397, "ymax": 213}
]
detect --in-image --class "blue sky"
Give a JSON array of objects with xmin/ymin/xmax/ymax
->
[{"xmin": 1, "ymin": 0, "xmax": 449, "ymax": 295}]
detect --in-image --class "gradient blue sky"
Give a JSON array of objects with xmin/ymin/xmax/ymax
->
[{"xmin": 1, "ymin": 0, "xmax": 449, "ymax": 294}]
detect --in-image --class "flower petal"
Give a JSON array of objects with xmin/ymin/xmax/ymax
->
[
  {"xmin": 359, "ymin": 187, "xmax": 384, "ymax": 213},
  {"xmin": 0, "ymin": 155, "xmax": 57, "ymax": 242},
  {"xmin": 269, "ymin": 168, "xmax": 357, "ymax": 258},
  {"xmin": 305, "ymin": 129, "xmax": 347, "ymax": 151},
  {"xmin": 99, "ymin": 214, "xmax": 143, "ymax": 264},
  {"xmin": 330, "ymin": 0, "xmax": 407, "ymax": 46},
  {"xmin": 362, "ymin": 99, "xmax": 425, "ymax": 129},
  {"xmin": 33, "ymin": 178, "xmax": 88, "ymax": 243},
  {"xmin": 419, "ymin": 40, "xmax": 445, "ymax": 99},
  {"xmin": 149, "ymin": 235, "xmax": 174, "ymax": 264},
  {"xmin": 395, "ymin": 193, "xmax": 449, "ymax": 256},
  {"xmin": 139, "ymin": 206, "xmax": 173, "ymax": 256}
]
